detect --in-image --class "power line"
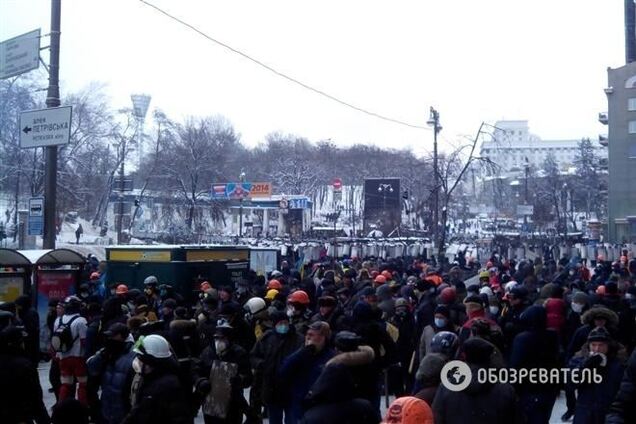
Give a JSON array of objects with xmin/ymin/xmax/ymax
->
[{"xmin": 138, "ymin": 0, "xmax": 430, "ymax": 131}]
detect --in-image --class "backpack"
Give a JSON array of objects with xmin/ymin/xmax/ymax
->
[{"xmin": 51, "ymin": 315, "xmax": 80, "ymax": 353}]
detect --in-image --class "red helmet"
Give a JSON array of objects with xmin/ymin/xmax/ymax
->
[
  {"xmin": 381, "ymin": 270, "xmax": 392, "ymax": 280},
  {"xmin": 90, "ymin": 272, "xmax": 100, "ymax": 281},
  {"xmin": 287, "ymin": 290, "xmax": 310, "ymax": 305},
  {"xmin": 116, "ymin": 284, "xmax": 128, "ymax": 295},
  {"xmin": 268, "ymin": 279, "xmax": 282, "ymax": 290},
  {"xmin": 374, "ymin": 275, "xmax": 387, "ymax": 285}
]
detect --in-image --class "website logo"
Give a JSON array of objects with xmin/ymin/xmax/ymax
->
[{"xmin": 440, "ymin": 360, "xmax": 473, "ymax": 392}]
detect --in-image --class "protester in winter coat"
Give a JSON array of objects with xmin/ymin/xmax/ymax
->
[
  {"xmin": 0, "ymin": 311, "xmax": 50, "ymax": 424},
  {"xmin": 544, "ymin": 285, "xmax": 566, "ymax": 334},
  {"xmin": 509, "ymin": 305, "xmax": 560, "ymax": 424},
  {"xmin": 567, "ymin": 327, "xmax": 624, "ymax": 424},
  {"xmin": 86, "ymin": 323, "xmax": 136, "ymax": 424},
  {"xmin": 122, "ymin": 334, "xmax": 193, "ymax": 424},
  {"xmin": 498, "ymin": 286, "xmax": 531, "ymax": 351},
  {"xmin": 606, "ymin": 347, "xmax": 636, "ymax": 423},
  {"xmin": 300, "ymin": 359, "xmax": 379, "ymax": 424},
  {"xmin": 418, "ymin": 305, "xmax": 458, "ymax": 360},
  {"xmin": 250, "ymin": 310, "xmax": 304, "ymax": 424},
  {"xmin": 459, "ymin": 295, "xmax": 503, "ymax": 349},
  {"xmin": 278, "ymin": 321, "xmax": 335, "ymax": 422},
  {"xmin": 432, "ymin": 337, "xmax": 523, "ymax": 424},
  {"xmin": 389, "ymin": 298, "xmax": 416, "ymax": 395},
  {"xmin": 14, "ymin": 294, "xmax": 40, "ymax": 365},
  {"xmin": 195, "ymin": 323, "xmax": 252, "ymax": 424},
  {"xmin": 310, "ymin": 296, "xmax": 345, "ymax": 333},
  {"xmin": 567, "ymin": 306, "xmax": 619, "ymax": 361}
]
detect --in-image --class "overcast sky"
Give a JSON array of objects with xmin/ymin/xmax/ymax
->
[{"xmin": 0, "ymin": 0, "xmax": 626, "ymax": 155}]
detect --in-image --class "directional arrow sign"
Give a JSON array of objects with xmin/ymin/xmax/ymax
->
[
  {"xmin": 0, "ymin": 29, "xmax": 40, "ymax": 80},
  {"xmin": 19, "ymin": 106, "xmax": 72, "ymax": 148}
]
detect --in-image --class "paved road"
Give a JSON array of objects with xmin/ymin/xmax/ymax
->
[{"xmin": 38, "ymin": 361, "xmax": 568, "ymax": 423}]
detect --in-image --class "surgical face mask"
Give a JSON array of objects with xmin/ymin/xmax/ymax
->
[
  {"xmin": 489, "ymin": 306, "xmax": 499, "ymax": 315},
  {"xmin": 215, "ymin": 340, "xmax": 229, "ymax": 355},
  {"xmin": 286, "ymin": 307, "xmax": 294, "ymax": 318},
  {"xmin": 275, "ymin": 323, "xmax": 289, "ymax": 335},
  {"xmin": 132, "ymin": 357, "xmax": 144, "ymax": 374},
  {"xmin": 571, "ymin": 303, "xmax": 584, "ymax": 313},
  {"xmin": 434, "ymin": 318, "xmax": 447, "ymax": 328}
]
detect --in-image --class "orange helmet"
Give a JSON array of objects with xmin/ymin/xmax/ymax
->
[
  {"xmin": 381, "ymin": 270, "xmax": 392, "ymax": 280},
  {"xmin": 383, "ymin": 396, "xmax": 433, "ymax": 424},
  {"xmin": 374, "ymin": 275, "xmax": 387, "ymax": 285},
  {"xmin": 200, "ymin": 281, "xmax": 211, "ymax": 291},
  {"xmin": 287, "ymin": 290, "xmax": 310, "ymax": 305},
  {"xmin": 596, "ymin": 285, "xmax": 606, "ymax": 296},
  {"xmin": 90, "ymin": 272, "xmax": 100, "ymax": 281},
  {"xmin": 115, "ymin": 284, "xmax": 128, "ymax": 295},
  {"xmin": 268, "ymin": 279, "xmax": 282, "ymax": 290}
]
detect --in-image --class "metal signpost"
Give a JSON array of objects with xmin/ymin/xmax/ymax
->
[
  {"xmin": 0, "ymin": 29, "xmax": 40, "ymax": 80},
  {"xmin": 19, "ymin": 106, "xmax": 72, "ymax": 148}
]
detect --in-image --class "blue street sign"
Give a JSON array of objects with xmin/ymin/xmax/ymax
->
[{"xmin": 28, "ymin": 197, "xmax": 44, "ymax": 236}]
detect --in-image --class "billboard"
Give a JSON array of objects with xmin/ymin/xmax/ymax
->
[
  {"xmin": 363, "ymin": 178, "xmax": 401, "ymax": 237},
  {"xmin": 211, "ymin": 182, "xmax": 272, "ymax": 199}
]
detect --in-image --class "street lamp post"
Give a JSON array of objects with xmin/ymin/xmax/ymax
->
[
  {"xmin": 427, "ymin": 107, "xmax": 442, "ymax": 257},
  {"xmin": 238, "ymin": 171, "xmax": 246, "ymax": 237}
]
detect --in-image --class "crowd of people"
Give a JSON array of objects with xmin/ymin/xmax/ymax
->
[{"xmin": 2, "ymin": 252, "xmax": 636, "ymax": 423}]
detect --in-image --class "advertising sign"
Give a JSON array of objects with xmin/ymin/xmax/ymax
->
[{"xmin": 211, "ymin": 182, "xmax": 272, "ymax": 199}]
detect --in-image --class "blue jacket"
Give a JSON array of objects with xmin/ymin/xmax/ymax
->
[
  {"xmin": 87, "ymin": 342, "xmax": 136, "ymax": 424},
  {"xmin": 279, "ymin": 345, "xmax": 335, "ymax": 416},
  {"xmin": 568, "ymin": 353, "xmax": 624, "ymax": 424}
]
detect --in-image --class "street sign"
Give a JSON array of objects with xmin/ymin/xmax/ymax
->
[
  {"xmin": 28, "ymin": 197, "xmax": 44, "ymax": 236},
  {"xmin": 0, "ymin": 29, "xmax": 40, "ymax": 80},
  {"xmin": 19, "ymin": 106, "xmax": 72, "ymax": 148},
  {"xmin": 112, "ymin": 177, "xmax": 134, "ymax": 192},
  {"xmin": 516, "ymin": 204, "xmax": 534, "ymax": 216},
  {"xmin": 332, "ymin": 178, "xmax": 343, "ymax": 191}
]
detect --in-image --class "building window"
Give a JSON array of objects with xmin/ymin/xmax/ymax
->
[
  {"xmin": 630, "ymin": 98, "xmax": 636, "ymax": 111},
  {"xmin": 630, "ymin": 121, "xmax": 636, "ymax": 134}
]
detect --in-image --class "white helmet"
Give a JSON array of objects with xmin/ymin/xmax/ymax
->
[
  {"xmin": 134, "ymin": 334, "xmax": 172, "ymax": 359},
  {"xmin": 244, "ymin": 297, "xmax": 267, "ymax": 315},
  {"xmin": 479, "ymin": 286, "xmax": 493, "ymax": 297},
  {"xmin": 504, "ymin": 281, "xmax": 518, "ymax": 293}
]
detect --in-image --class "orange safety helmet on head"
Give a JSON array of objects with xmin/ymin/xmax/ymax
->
[
  {"xmin": 381, "ymin": 270, "xmax": 392, "ymax": 280},
  {"xmin": 374, "ymin": 275, "xmax": 387, "ymax": 285},
  {"xmin": 382, "ymin": 396, "xmax": 434, "ymax": 424},
  {"xmin": 200, "ymin": 281, "xmax": 211, "ymax": 291},
  {"xmin": 287, "ymin": 290, "xmax": 310, "ymax": 305},
  {"xmin": 90, "ymin": 272, "xmax": 100, "ymax": 281},
  {"xmin": 116, "ymin": 284, "xmax": 128, "ymax": 295},
  {"xmin": 596, "ymin": 285, "xmax": 606, "ymax": 296},
  {"xmin": 268, "ymin": 279, "xmax": 282, "ymax": 290}
]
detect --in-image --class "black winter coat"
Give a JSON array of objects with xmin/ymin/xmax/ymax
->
[
  {"xmin": 301, "ymin": 363, "xmax": 380, "ymax": 424},
  {"xmin": 122, "ymin": 360, "xmax": 193, "ymax": 424},
  {"xmin": 432, "ymin": 365, "xmax": 523, "ymax": 424},
  {"xmin": 0, "ymin": 351, "xmax": 49, "ymax": 424},
  {"xmin": 250, "ymin": 328, "xmax": 303, "ymax": 406},
  {"xmin": 606, "ymin": 348, "xmax": 636, "ymax": 424}
]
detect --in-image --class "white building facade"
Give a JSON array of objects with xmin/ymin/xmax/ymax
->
[{"xmin": 480, "ymin": 120, "xmax": 600, "ymax": 172}]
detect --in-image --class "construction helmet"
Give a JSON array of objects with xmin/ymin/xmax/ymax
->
[
  {"xmin": 267, "ymin": 279, "xmax": 282, "ymax": 290},
  {"xmin": 479, "ymin": 271, "xmax": 490, "ymax": 279},
  {"xmin": 116, "ymin": 284, "xmax": 128, "ymax": 295},
  {"xmin": 134, "ymin": 334, "xmax": 172, "ymax": 359},
  {"xmin": 381, "ymin": 270, "xmax": 392, "ymax": 280},
  {"xmin": 287, "ymin": 290, "xmax": 310, "ymax": 305},
  {"xmin": 374, "ymin": 275, "xmax": 387, "ymax": 285},
  {"xmin": 265, "ymin": 289, "xmax": 279, "ymax": 301},
  {"xmin": 244, "ymin": 297, "xmax": 267, "ymax": 315}
]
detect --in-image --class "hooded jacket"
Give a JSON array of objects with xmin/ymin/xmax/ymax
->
[
  {"xmin": 606, "ymin": 348, "xmax": 636, "ymax": 424},
  {"xmin": 567, "ymin": 307, "xmax": 619, "ymax": 360}
]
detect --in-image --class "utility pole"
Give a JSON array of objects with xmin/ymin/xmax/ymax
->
[
  {"xmin": 524, "ymin": 157, "xmax": 529, "ymax": 229},
  {"xmin": 116, "ymin": 144, "xmax": 125, "ymax": 245},
  {"xmin": 43, "ymin": 0, "xmax": 62, "ymax": 249},
  {"xmin": 427, "ymin": 107, "xmax": 442, "ymax": 259},
  {"xmin": 238, "ymin": 171, "xmax": 246, "ymax": 237}
]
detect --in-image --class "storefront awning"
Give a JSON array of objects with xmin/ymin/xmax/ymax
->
[{"xmin": 0, "ymin": 248, "xmax": 32, "ymax": 267}]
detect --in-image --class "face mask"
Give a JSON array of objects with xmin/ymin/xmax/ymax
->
[
  {"xmin": 286, "ymin": 308, "xmax": 294, "ymax": 318},
  {"xmin": 215, "ymin": 340, "xmax": 229, "ymax": 355},
  {"xmin": 489, "ymin": 306, "xmax": 499, "ymax": 315},
  {"xmin": 571, "ymin": 303, "xmax": 584, "ymax": 313},
  {"xmin": 275, "ymin": 323, "xmax": 289, "ymax": 335},
  {"xmin": 132, "ymin": 357, "xmax": 144, "ymax": 374},
  {"xmin": 626, "ymin": 293, "xmax": 634, "ymax": 300},
  {"xmin": 434, "ymin": 318, "xmax": 447, "ymax": 328}
]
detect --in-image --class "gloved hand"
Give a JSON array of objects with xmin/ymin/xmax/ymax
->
[
  {"xmin": 196, "ymin": 378, "xmax": 211, "ymax": 394},
  {"xmin": 583, "ymin": 353, "xmax": 604, "ymax": 369}
]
